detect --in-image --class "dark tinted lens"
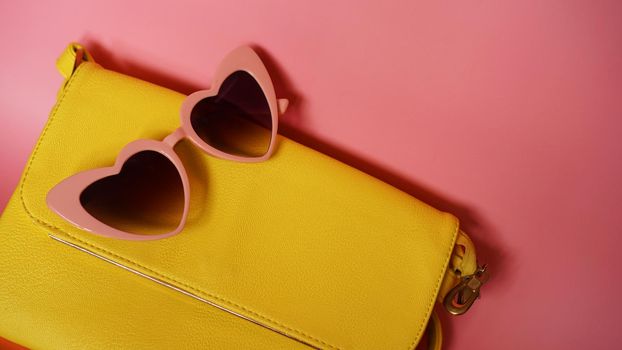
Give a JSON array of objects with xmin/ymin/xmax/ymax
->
[
  {"xmin": 190, "ymin": 70, "xmax": 272, "ymax": 158},
  {"xmin": 80, "ymin": 151, "xmax": 184, "ymax": 236}
]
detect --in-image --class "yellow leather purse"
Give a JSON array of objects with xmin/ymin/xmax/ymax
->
[{"xmin": 0, "ymin": 43, "xmax": 487, "ymax": 350}]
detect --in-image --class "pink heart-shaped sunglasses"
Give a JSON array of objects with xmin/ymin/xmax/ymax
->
[{"xmin": 46, "ymin": 46, "xmax": 289, "ymax": 241}]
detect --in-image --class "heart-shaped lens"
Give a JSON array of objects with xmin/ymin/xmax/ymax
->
[
  {"xmin": 190, "ymin": 70, "xmax": 272, "ymax": 158},
  {"xmin": 79, "ymin": 150, "xmax": 184, "ymax": 236}
]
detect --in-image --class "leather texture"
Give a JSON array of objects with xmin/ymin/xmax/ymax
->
[
  {"xmin": 0, "ymin": 188, "xmax": 309, "ymax": 350},
  {"xmin": 0, "ymin": 44, "xmax": 463, "ymax": 349}
]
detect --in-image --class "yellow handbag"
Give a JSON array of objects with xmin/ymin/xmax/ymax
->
[{"xmin": 0, "ymin": 43, "xmax": 487, "ymax": 350}]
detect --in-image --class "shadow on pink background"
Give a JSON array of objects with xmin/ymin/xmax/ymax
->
[{"xmin": 1, "ymin": 1, "xmax": 621, "ymax": 349}]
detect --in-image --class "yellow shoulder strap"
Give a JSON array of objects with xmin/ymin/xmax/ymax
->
[
  {"xmin": 426, "ymin": 311, "xmax": 443, "ymax": 350},
  {"xmin": 56, "ymin": 42, "xmax": 94, "ymax": 80},
  {"xmin": 55, "ymin": 42, "xmax": 96, "ymax": 99}
]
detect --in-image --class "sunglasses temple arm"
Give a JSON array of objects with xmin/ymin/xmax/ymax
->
[{"xmin": 278, "ymin": 99, "xmax": 289, "ymax": 115}]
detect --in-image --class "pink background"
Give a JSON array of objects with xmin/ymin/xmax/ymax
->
[{"xmin": 1, "ymin": 1, "xmax": 621, "ymax": 349}]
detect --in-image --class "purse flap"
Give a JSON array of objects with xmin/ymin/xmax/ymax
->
[{"xmin": 20, "ymin": 60, "xmax": 458, "ymax": 350}]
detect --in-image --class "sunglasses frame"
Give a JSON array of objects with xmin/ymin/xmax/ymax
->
[{"xmin": 46, "ymin": 46, "xmax": 288, "ymax": 241}]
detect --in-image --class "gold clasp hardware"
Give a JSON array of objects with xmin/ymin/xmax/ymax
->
[{"xmin": 443, "ymin": 264, "xmax": 489, "ymax": 315}]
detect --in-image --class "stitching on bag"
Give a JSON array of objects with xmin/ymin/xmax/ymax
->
[
  {"xmin": 35, "ymin": 219, "xmax": 338, "ymax": 350},
  {"xmin": 18, "ymin": 63, "xmax": 340, "ymax": 350},
  {"xmin": 407, "ymin": 216, "xmax": 459, "ymax": 350}
]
